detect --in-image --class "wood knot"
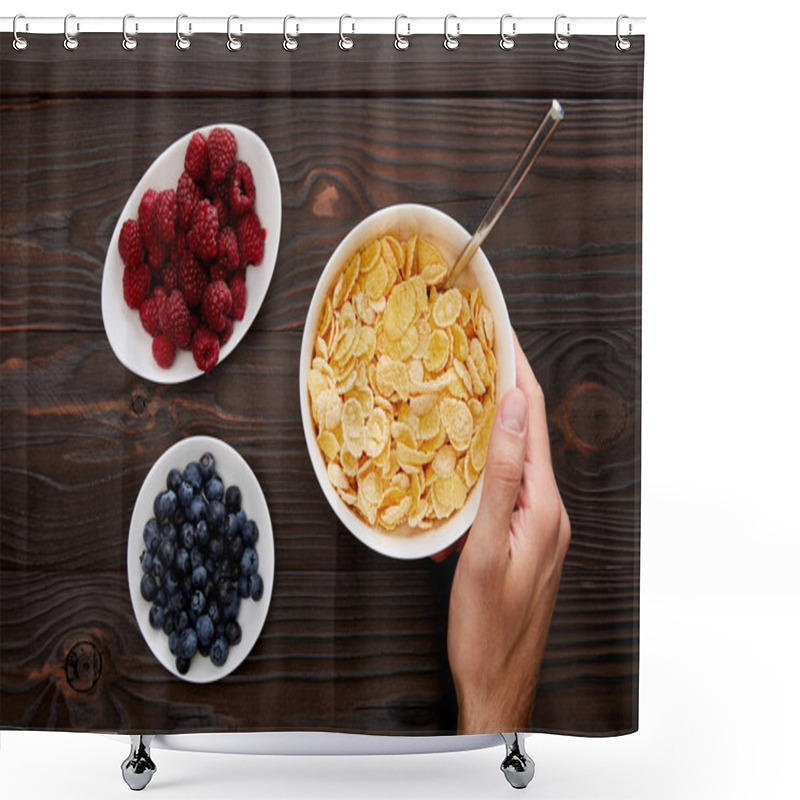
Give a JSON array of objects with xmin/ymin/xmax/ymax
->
[
  {"xmin": 131, "ymin": 393, "xmax": 147, "ymax": 415},
  {"xmin": 64, "ymin": 640, "xmax": 102, "ymax": 692},
  {"xmin": 553, "ymin": 381, "xmax": 630, "ymax": 455}
]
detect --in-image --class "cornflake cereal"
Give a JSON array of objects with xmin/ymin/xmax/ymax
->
[{"xmin": 308, "ymin": 233, "xmax": 497, "ymax": 532}]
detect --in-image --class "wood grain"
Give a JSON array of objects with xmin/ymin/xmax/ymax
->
[{"xmin": 1, "ymin": 37, "xmax": 642, "ymax": 736}]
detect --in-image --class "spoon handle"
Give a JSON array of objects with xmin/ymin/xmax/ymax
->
[{"xmin": 444, "ymin": 99, "xmax": 564, "ymax": 289}]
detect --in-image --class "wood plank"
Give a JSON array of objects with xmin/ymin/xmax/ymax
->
[{"xmin": 0, "ymin": 35, "xmax": 644, "ymax": 100}]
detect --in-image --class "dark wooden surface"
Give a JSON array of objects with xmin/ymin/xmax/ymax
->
[{"xmin": 0, "ymin": 34, "xmax": 642, "ymax": 736}]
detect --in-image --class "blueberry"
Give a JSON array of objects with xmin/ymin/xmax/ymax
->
[
  {"xmin": 158, "ymin": 539, "xmax": 175, "ymax": 568},
  {"xmin": 167, "ymin": 468, "xmax": 183, "ymax": 494},
  {"xmin": 178, "ymin": 627, "xmax": 198, "ymax": 660},
  {"xmin": 198, "ymin": 642, "xmax": 210, "ymax": 658},
  {"xmin": 188, "ymin": 494, "xmax": 208, "ymax": 524},
  {"xmin": 209, "ymin": 636, "xmax": 229, "ymax": 667},
  {"xmin": 192, "ymin": 565, "xmax": 208, "ymax": 589},
  {"xmin": 187, "ymin": 608, "xmax": 197, "ymax": 626},
  {"xmin": 175, "ymin": 547, "xmax": 190, "ymax": 574},
  {"xmin": 195, "ymin": 519, "xmax": 210, "ymax": 548},
  {"xmin": 181, "ymin": 575, "xmax": 192, "ymax": 597},
  {"xmin": 225, "ymin": 485, "xmax": 242, "ymax": 513},
  {"xmin": 164, "ymin": 570, "xmax": 180, "ymax": 595},
  {"xmin": 235, "ymin": 509, "xmax": 247, "ymax": 529},
  {"xmin": 219, "ymin": 558, "xmax": 233, "ymax": 579},
  {"xmin": 190, "ymin": 589, "xmax": 206, "ymax": 616},
  {"xmin": 218, "ymin": 579, "xmax": 235, "ymax": 607},
  {"xmin": 176, "ymin": 610, "xmax": 189, "ymax": 632},
  {"xmin": 204, "ymin": 580, "xmax": 215, "ymax": 600},
  {"xmin": 237, "ymin": 575, "xmax": 251, "ymax": 599},
  {"xmin": 204, "ymin": 557, "xmax": 216, "ymax": 576},
  {"xmin": 242, "ymin": 519, "xmax": 259, "ymax": 546},
  {"xmin": 229, "ymin": 535, "xmax": 244, "ymax": 561},
  {"xmin": 183, "ymin": 462, "xmax": 203, "ymax": 492},
  {"xmin": 140, "ymin": 574, "xmax": 157, "ymax": 601},
  {"xmin": 207, "ymin": 601, "xmax": 221, "ymax": 625},
  {"xmin": 162, "ymin": 613, "xmax": 175, "ymax": 636},
  {"xmin": 190, "ymin": 547, "xmax": 204, "ymax": 570},
  {"xmin": 195, "ymin": 614, "xmax": 214, "ymax": 646},
  {"xmin": 148, "ymin": 604, "xmax": 165, "ymax": 630},
  {"xmin": 205, "ymin": 475, "xmax": 224, "ymax": 502},
  {"xmin": 178, "ymin": 480, "xmax": 195, "ymax": 509},
  {"xmin": 207, "ymin": 500, "xmax": 226, "ymax": 532},
  {"xmin": 209, "ymin": 537, "xmax": 225, "ymax": 561},
  {"xmin": 160, "ymin": 522, "xmax": 177, "ymax": 544},
  {"xmin": 140, "ymin": 550, "xmax": 154, "ymax": 574},
  {"xmin": 224, "ymin": 621, "xmax": 242, "ymax": 646},
  {"xmin": 169, "ymin": 591, "xmax": 185, "ymax": 614},
  {"xmin": 151, "ymin": 555, "xmax": 164, "ymax": 579},
  {"xmin": 175, "ymin": 656, "xmax": 190, "ymax": 675},
  {"xmin": 199, "ymin": 452, "xmax": 216, "ymax": 481},
  {"xmin": 250, "ymin": 573, "xmax": 264, "ymax": 601},
  {"xmin": 181, "ymin": 522, "xmax": 196, "ymax": 550},
  {"xmin": 168, "ymin": 630, "xmax": 180, "ymax": 655},
  {"xmin": 143, "ymin": 518, "xmax": 161, "ymax": 552},
  {"xmin": 155, "ymin": 588, "xmax": 167, "ymax": 608},
  {"xmin": 155, "ymin": 489, "xmax": 177, "ymax": 522},
  {"xmin": 240, "ymin": 547, "xmax": 258, "ymax": 577},
  {"xmin": 223, "ymin": 595, "xmax": 241, "ymax": 623},
  {"xmin": 223, "ymin": 513, "xmax": 239, "ymax": 540}
]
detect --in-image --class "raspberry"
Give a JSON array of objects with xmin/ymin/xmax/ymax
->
[
  {"xmin": 237, "ymin": 212, "xmax": 266, "ymax": 267},
  {"xmin": 161, "ymin": 259, "xmax": 179, "ymax": 291},
  {"xmin": 184, "ymin": 132, "xmax": 208, "ymax": 182},
  {"xmin": 155, "ymin": 189, "xmax": 177, "ymax": 244},
  {"xmin": 146, "ymin": 239, "xmax": 169, "ymax": 271},
  {"xmin": 152, "ymin": 334, "xmax": 176, "ymax": 368},
  {"xmin": 139, "ymin": 294, "xmax": 162, "ymax": 336},
  {"xmin": 229, "ymin": 275, "xmax": 247, "ymax": 321},
  {"xmin": 217, "ymin": 227, "xmax": 240, "ymax": 274},
  {"xmin": 207, "ymin": 128, "xmax": 237, "ymax": 181},
  {"xmin": 188, "ymin": 200, "xmax": 219, "ymax": 262},
  {"xmin": 118, "ymin": 219, "xmax": 143, "ymax": 268},
  {"xmin": 122, "ymin": 261, "xmax": 152, "ymax": 310},
  {"xmin": 229, "ymin": 161, "xmax": 256, "ymax": 219},
  {"xmin": 160, "ymin": 289, "xmax": 192, "ymax": 349},
  {"xmin": 138, "ymin": 189, "xmax": 159, "ymax": 246},
  {"xmin": 190, "ymin": 313, "xmax": 201, "ymax": 334},
  {"xmin": 177, "ymin": 171, "xmax": 202, "ymax": 230},
  {"xmin": 192, "ymin": 326, "xmax": 220, "ymax": 372},
  {"xmin": 212, "ymin": 195, "xmax": 229, "ymax": 229},
  {"xmin": 178, "ymin": 251, "xmax": 208, "ymax": 309},
  {"xmin": 201, "ymin": 280, "xmax": 233, "ymax": 333},
  {"xmin": 219, "ymin": 317, "xmax": 234, "ymax": 346},
  {"xmin": 209, "ymin": 262, "xmax": 227, "ymax": 282}
]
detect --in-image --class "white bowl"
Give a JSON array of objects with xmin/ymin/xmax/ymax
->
[
  {"xmin": 102, "ymin": 124, "xmax": 282, "ymax": 384},
  {"xmin": 299, "ymin": 204, "xmax": 516, "ymax": 560},
  {"xmin": 127, "ymin": 436, "xmax": 275, "ymax": 683}
]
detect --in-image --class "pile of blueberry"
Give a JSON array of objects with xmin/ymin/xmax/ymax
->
[{"xmin": 139, "ymin": 451, "xmax": 263, "ymax": 675}]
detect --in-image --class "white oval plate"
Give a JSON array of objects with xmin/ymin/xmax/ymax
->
[
  {"xmin": 127, "ymin": 436, "xmax": 274, "ymax": 683},
  {"xmin": 102, "ymin": 124, "xmax": 282, "ymax": 384}
]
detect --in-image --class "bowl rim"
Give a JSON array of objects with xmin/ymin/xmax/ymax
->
[
  {"xmin": 101, "ymin": 122, "xmax": 282, "ymax": 385},
  {"xmin": 299, "ymin": 202, "xmax": 516, "ymax": 560}
]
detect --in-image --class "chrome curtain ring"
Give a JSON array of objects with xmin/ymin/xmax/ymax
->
[
  {"xmin": 227, "ymin": 15, "xmax": 242, "ymax": 51},
  {"xmin": 12, "ymin": 14, "xmax": 28, "ymax": 51},
  {"xmin": 176, "ymin": 14, "xmax": 191, "ymax": 50},
  {"xmin": 500, "ymin": 14, "xmax": 516, "ymax": 50},
  {"xmin": 443, "ymin": 14, "xmax": 460, "ymax": 50},
  {"xmin": 394, "ymin": 15, "xmax": 410, "ymax": 50},
  {"xmin": 283, "ymin": 15, "xmax": 298, "ymax": 51},
  {"xmin": 63, "ymin": 13, "xmax": 79, "ymax": 50},
  {"xmin": 616, "ymin": 15, "xmax": 632, "ymax": 51},
  {"xmin": 122, "ymin": 14, "xmax": 137, "ymax": 51},
  {"xmin": 339, "ymin": 14, "xmax": 354, "ymax": 50},
  {"xmin": 554, "ymin": 14, "xmax": 570, "ymax": 50}
]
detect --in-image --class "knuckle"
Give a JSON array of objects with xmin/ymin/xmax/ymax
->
[{"xmin": 488, "ymin": 450, "xmax": 523, "ymax": 492}]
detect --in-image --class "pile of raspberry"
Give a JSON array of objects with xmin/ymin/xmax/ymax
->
[{"xmin": 118, "ymin": 127, "xmax": 266, "ymax": 372}]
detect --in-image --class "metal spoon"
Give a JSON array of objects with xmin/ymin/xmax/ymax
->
[{"xmin": 444, "ymin": 99, "xmax": 564, "ymax": 288}]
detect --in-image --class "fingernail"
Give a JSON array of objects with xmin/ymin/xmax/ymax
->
[{"xmin": 501, "ymin": 389, "xmax": 528, "ymax": 435}]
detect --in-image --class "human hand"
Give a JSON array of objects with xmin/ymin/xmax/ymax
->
[{"xmin": 447, "ymin": 332, "xmax": 571, "ymax": 733}]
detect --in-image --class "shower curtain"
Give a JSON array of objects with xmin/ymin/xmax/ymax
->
[{"xmin": 0, "ymin": 29, "xmax": 643, "ymax": 738}]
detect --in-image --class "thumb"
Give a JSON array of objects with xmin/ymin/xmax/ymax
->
[{"xmin": 471, "ymin": 388, "xmax": 529, "ymax": 555}]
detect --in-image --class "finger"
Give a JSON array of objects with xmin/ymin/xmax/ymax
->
[
  {"xmin": 513, "ymin": 333, "xmax": 556, "ymax": 485},
  {"xmin": 471, "ymin": 386, "xmax": 529, "ymax": 558}
]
